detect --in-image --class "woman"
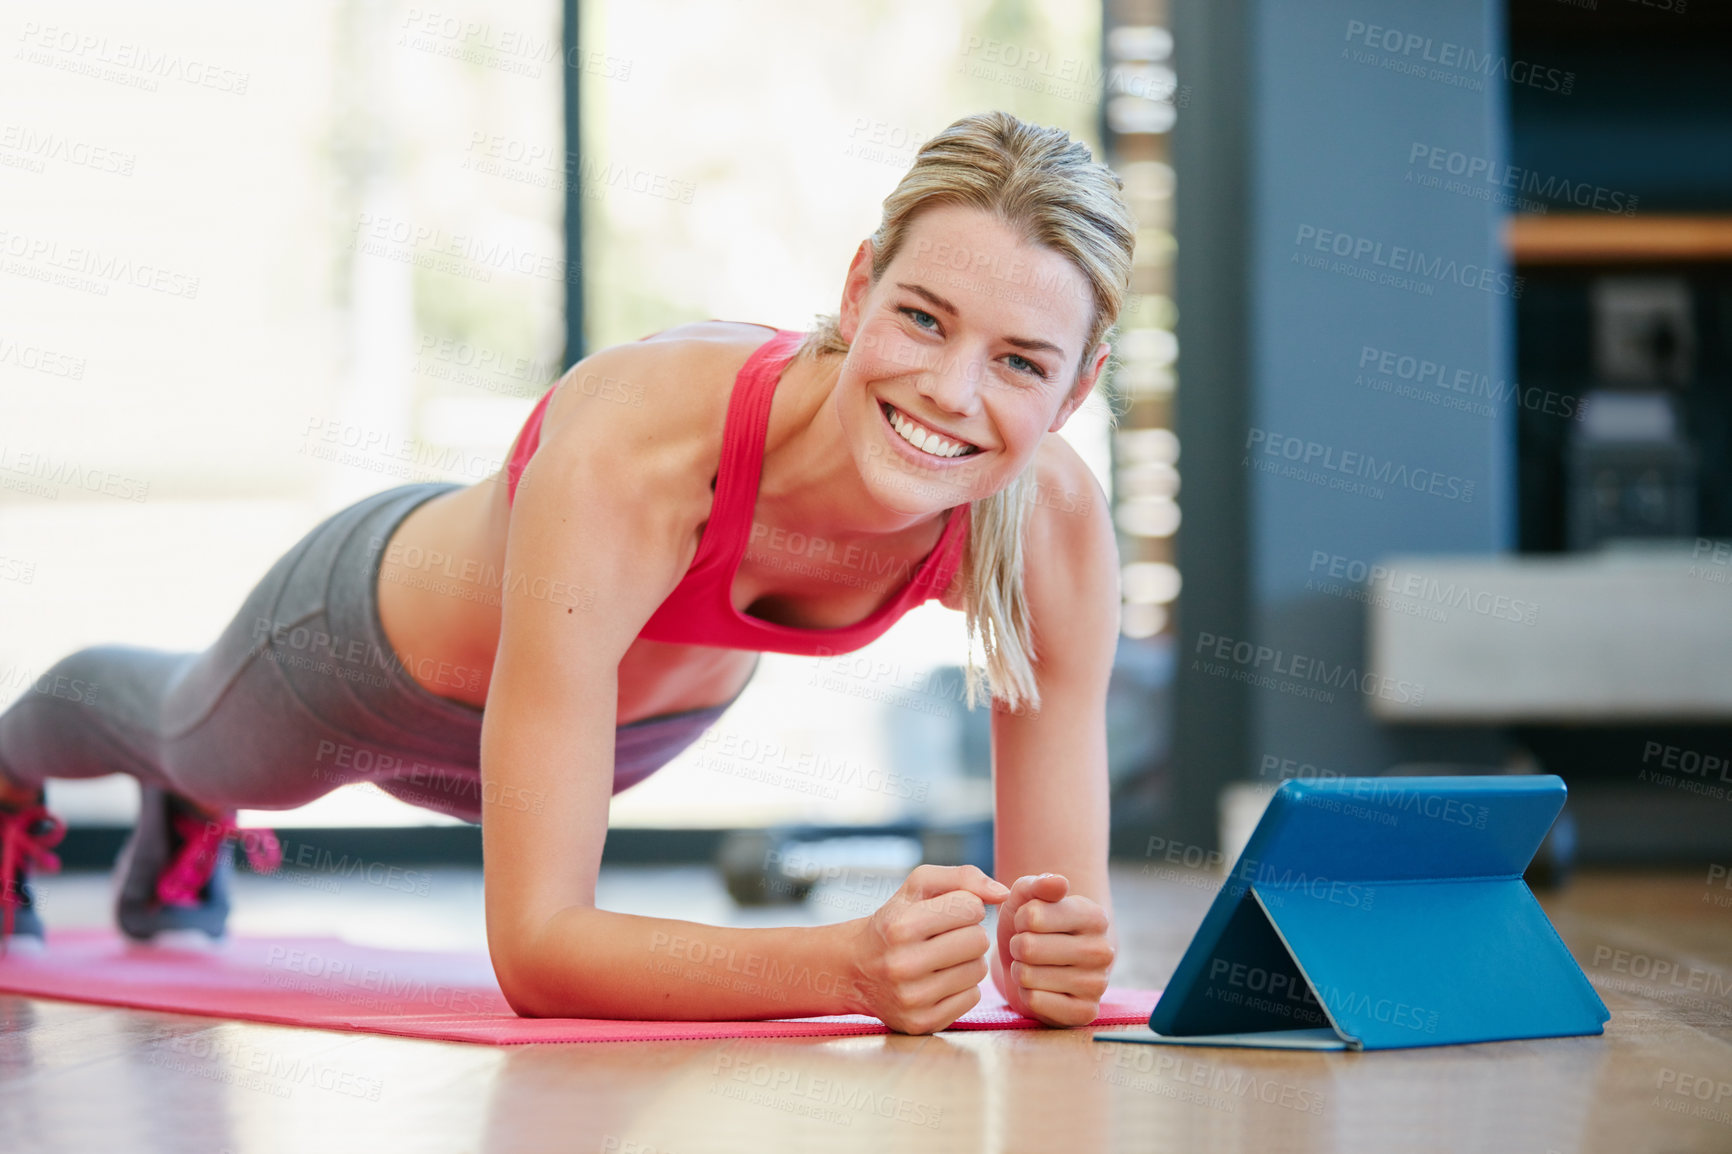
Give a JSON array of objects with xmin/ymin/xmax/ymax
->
[{"xmin": 0, "ymin": 111, "xmax": 1133, "ymax": 1034}]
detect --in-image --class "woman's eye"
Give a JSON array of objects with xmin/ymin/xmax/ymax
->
[{"xmin": 894, "ymin": 309, "xmax": 1046, "ymax": 379}]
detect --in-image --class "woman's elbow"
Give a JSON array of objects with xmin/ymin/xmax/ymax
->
[
  {"xmin": 488, "ymin": 915, "xmax": 605, "ymax": 1019},
  {"xmin": 489, "ymin": 939, "xmax": 546, "ymax": 1017},
  {"xmin": 488, "ymin": 921, "xmax": 564, "ymax": 1018},
  {"xmin": 501, "ymin": 984, "xmax": 559, "ymax": 1020}
]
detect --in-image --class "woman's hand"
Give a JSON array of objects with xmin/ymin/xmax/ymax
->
[
  {"xmin": 845, "ymin": 864, "xmax": 1011, "ymax": 1034},
  {"xmin": 994, "ymin": 873, "xmax": 1115, "ymax": 1027}
]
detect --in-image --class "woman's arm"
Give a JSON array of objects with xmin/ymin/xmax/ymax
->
[
  {"xmin": 480, "ymin": 339, "xmax": 1008, "ymax": 1028},
  {"xmin": 480, "ymin": 339, "xmax": 849, "ymax": 1019},
  {"xmin": 983, "ymin": 442, "xmax": 1121, "ymax": 1024}
]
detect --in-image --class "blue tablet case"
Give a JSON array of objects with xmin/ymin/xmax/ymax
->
[{"xmin": 1094, "ymin": 775, "xmax": 1610, "ymax": 1051}]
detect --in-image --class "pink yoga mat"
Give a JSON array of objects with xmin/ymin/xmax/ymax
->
[{"xmin": 0, "ymin": 929, "xmax": 1160, "ymax": 1046}]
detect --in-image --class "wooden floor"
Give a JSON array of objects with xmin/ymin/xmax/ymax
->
[{"xmin": 2, "ymin": 862, "xmax": 1729, "ymax": 1153}]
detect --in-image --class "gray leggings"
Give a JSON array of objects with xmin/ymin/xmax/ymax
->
[{"xmin": 0, "ymin": 482, "xmax": 749, "ymax": 823}]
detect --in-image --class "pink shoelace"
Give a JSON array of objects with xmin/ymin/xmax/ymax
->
[
  {"xmin": 155, "ymin": 810, "xmax": 283, "ymax": 907},
  {"xmin": 0, "ymin": 801, "xmax": 65, "ymax": 947}
]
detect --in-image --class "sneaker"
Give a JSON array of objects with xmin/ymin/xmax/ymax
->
[
  {"xmin": 0, "ymin": 788, "xmax": 65, "ymax": 953},
  {"xmin": 114, "ymin": 784, "xmax": 281, "ymax": 944}
]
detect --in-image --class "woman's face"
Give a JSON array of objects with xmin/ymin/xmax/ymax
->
[{"xmin": 835, "ymin": 202, "xmax": 1108, "ymax": 517}]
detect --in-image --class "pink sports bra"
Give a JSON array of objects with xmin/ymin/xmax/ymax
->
[{"xmin": 503, "ymin": 325, "xmax": 972, "ymax": 655}]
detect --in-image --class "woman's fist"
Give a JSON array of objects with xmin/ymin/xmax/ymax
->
[
  {"xmin": 845, "ymin": 864, "xmax": 1010, "ymax": 1034},
  {"xmin": 994, "ymin": 873, "xmax": 1115, "ymax": 1027}
]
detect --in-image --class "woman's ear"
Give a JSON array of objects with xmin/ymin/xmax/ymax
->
[
  {"xmin": 1050, "ymin": 341, "xmax": 1112, "ymax": 431},
  {"xmin": 837, "ymin": 239, "xmax": 875, "ymax": 344}
]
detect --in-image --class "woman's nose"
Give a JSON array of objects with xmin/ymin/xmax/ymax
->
[{"xmin": 918, "ymin": 351, "xmax": 982, "ymax": 412}]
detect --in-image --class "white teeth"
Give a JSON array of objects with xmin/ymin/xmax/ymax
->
[{"xmin": 886, "ymin": 404, "xmax": 976, "ymax": 459}]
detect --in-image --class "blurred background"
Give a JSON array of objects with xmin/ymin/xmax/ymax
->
[{"xmin": 2, "ymin": 0, "xmax": 1730, "ymax": 923}]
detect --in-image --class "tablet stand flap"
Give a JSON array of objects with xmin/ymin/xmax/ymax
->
[
  {"xmin": 1146, "ymin": 887, "xmax": 1337, "ymax": 1038},
  {"xmin": 1251, "ymin": 877, "xmax": 1611, "ymax": 1050}
]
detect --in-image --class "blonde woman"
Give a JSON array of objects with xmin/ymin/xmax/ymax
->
[{"xmin": 0, "ymin": 110, "xmax": 1134, "ymax": 1034}]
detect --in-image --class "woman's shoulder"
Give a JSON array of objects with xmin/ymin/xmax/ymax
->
[
  {"xmin": 539, "ymin": 321, "xmax": 774, "ymax": 445},
  {"xmin": 639, "ymin": 319, "xmax": 784, "ymax": 349},
  {"xmin": 1018, "ymin": 436, "xmax": 1116, "ymax": 605},
  {"xmin": 523, "ymin": 322, "xmax": 780, "ymax": 521},
  {"xmin": 631, "ymin": 319, "xmax": 787, "ymax": 381},
  {"xmin": 938, "ymin": 437, "xmax": 1111, "ymax": 614},
  {"xmin": 1029, "ymin": 435, "xmax": 1110, "ymax": 532},
  {"xmin": 979, "ymin": 436, "xmax": 1116, "ymax": 663}
]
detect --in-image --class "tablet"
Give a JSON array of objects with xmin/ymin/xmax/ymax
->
[{"xmin": 1095, "ymin": 774, "xmax": 1609, "ymax": 1050}]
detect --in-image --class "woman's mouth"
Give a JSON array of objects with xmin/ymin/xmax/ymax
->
[{"xmin": 880, "ymin": 401, "xmax": 982, "ymax": 460}]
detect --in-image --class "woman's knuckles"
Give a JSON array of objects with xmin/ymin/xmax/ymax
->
[
  {"xmin": 1014, "ymin": 902, "xmax": 1049, "ymax": 933},
  {"xmin": 880, "ymin": 919, "xmax": 918, "ymax": 947},
  {"xmin": 1026, "ymin": 990, "xmax": 1097, "ymax": 1027},
  {"xmin": 937, "ymin": 891, "xmax": 986, "ymax": 923},
  {"xmin": 882, "ymin": 954, "xmax": 921, "ymax": 985}
]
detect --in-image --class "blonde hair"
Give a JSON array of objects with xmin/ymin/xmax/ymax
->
[{"xmin": 797, "ymin": 111, "xmax": 1135, "ymax": 714}]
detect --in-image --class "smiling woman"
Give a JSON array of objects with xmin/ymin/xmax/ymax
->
[
  {"xmin": 0, "ymin": 110, "xmax": 1137, "ymax": 1035},
  {"xmin": 800, "ymin": 114, "xmax": 1137, "ymax": 713}
]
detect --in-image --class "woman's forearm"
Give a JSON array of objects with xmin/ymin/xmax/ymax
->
[{"xmin": 499, "ymin": 904, "xmax": 870, "ymax": 1021}]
